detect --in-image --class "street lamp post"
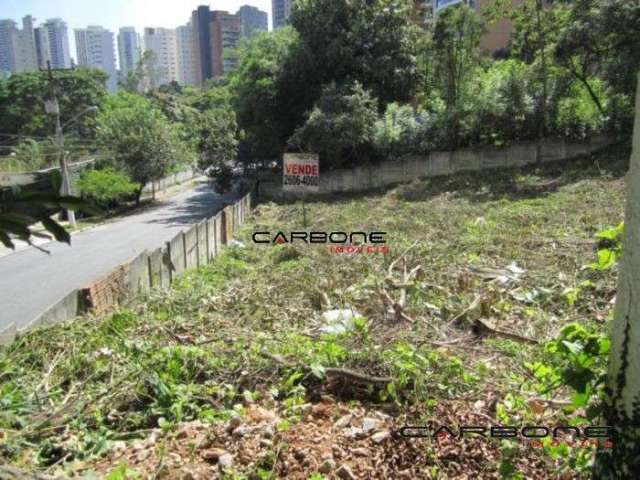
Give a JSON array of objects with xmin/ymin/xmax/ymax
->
[
  {"xmin": 45, "ymin": 100, "xmax": 98, "ymax": 229},
  {"xmin": 42, "ymin": 61, "xmax": 97, "ymax": 229}
]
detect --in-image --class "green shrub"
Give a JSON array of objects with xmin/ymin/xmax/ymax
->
[
  {"xmin": 287, "ymin": 82, "xmax": 378, "ymax": 168},
  {"xmin": 469, "ymin": 60, "xmax": 538, "ymax": 146},
  {"xmin": 373, "ymin": 103, "xmax": 421, "ymax": 159},
  {"xmin": 557, "ymin": 78, "xmax": 609, "ymax": 139},
  {"xmin": 77, "ymin": 167, "xmax": 140, "ymax": 210}
]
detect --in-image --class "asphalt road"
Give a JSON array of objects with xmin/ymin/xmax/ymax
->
[{"xmin": 0, "ymin": 180, "xmax": 238, "ymax": 332}]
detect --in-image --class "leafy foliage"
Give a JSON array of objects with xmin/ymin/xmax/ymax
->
[
  {"xmin": 430, "ymin": 4, "xmax": 484, "ymax": 148},
  {"xmin": 77, "ymin": 168, "xmax": 140, "ymax": 209},
  {"xmin": 529, "ymin": 323, "xmax": 610, "ymax": 415},
  {"xmin": 96, "ymin": 92, "xmax": 189, "ymax": 201},
  {"xmin": 194, "ymin": 107, "xmax": 238, "ymax": 172},
  {"xmin": 0, "ymin": 193, "xmax": 94, "ymax": 250},
  {"xmin": 0, "ymin": 68, "xmax": 108, "ymax": 138},
  {"xmin": 373, "ymin": 103, "xmax": 421, "ymax": 159},
  {"xmin": 288, "ymin": 0, "xmax": 419, "ymax": 106},
  {"xmin": 288, "ymin": 82, "xmax": 378, "ymax": 168},
  {"xmin": 230, "ymin": 28, "xmax": 299, "ymax": 160},
  {"xmin": 590, "ymin": 223, "xmax": 624, "ymax": 271}
]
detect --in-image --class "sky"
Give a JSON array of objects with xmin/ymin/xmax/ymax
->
[{"xmin": 0, "ymin": 0, "xmax": 272, "ymax": 67}]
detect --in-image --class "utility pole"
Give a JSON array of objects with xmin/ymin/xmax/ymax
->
[{"xmin": 43, "ymin": 61, "xmax": 76, "ymax": 227}]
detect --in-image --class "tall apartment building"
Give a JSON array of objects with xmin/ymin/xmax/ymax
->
[
  {"xmin": 35, "ymin": 18, "xmax": 71, "ymax": 69},
  {"xmin": 143, "ymin": 27, "xmax": 178, "ymax": 87},
  {"xmin": 211, "ymin": 11, "xmax": 241, "ymax": 77},
  {"xmin": 75, "ymin": 26, "xmax": 117, "ymax": 91},
  {"xmin": 237, "ymin": 5, "xmax": 268, "ymax": 38},
  {"xmin": 0, "ymin": 20, "xmax": 18, "ymax": 74},
  {"xmin": 272, "ymin": 0, "xmax": 293, "ymax": 29},
  {"xmin": 191, "ymin": 6, "xmax": 214, "ymax": 86},
  {"xmin": 191, "ymin": 6, "xmax": 242, "ymax": 85},
  {"xmin": 0, "ymin": 16, "xmax": 39, "ymax": 74},
  {"xmin": 176, "ymin": 24, "xmax": 197, "ymax": 86},
  {"xmin": 117, "ymin": 27, "xmax": 140, "ymax": 79}
]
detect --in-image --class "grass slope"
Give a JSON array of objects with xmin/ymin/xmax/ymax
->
[{"xmin": 0, "ymin": 147, "xmax": 627, "ymax": 479}]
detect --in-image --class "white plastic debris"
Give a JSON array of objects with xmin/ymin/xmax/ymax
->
[
  {"xmin": 319, "ymin": 309, "xmax": 359, "ymax": 334},
  {"xmin": 230, "ymin": 239, "xmax": 246, "ymax": 248}
]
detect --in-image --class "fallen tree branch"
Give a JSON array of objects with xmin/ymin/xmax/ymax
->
[
  {"xmin": 386, "ymin": 241, "xmax": 418, "ymax": 278},
  {"xmin": 474, "ymin": 318, "xmax": 539, "ymax": 345},
  {"xmin": 445, "ymin": 295, "xmax": 482, "ymax": 328}
]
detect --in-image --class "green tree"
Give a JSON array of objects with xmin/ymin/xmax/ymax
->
[
  {"xmin": 194, "ymin": 107, "xmax": 239, "ymax": 172},
  {"xmin": 431, "ymin": 5, "xmax": 484, "ymax": 148},
  {"xmin": 0, "ymin": 68, "xmax": 108, "ymax": 138},
  {"xmin": 96, "ymin": 92, "xmax": 185, "ymax": 203},
  {"xmin": 229, "ymin": 27, "xmax": 299, "ymax": 160},
  {"xmin": 288, "ymin": 82, "xmax": 378, "ymax": 168},
  {"xmin": 274, "ymin": 0, "xmax": 419, "ymax": 153},
  {"xmin": 555, "ymin": 0, "xmax": 640, "ymax": 132},
  {"xmin": 289, "ymin": 0, "xmax": 418, "ymax": 106}
]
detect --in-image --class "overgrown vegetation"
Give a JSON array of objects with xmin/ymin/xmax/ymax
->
[
  {"xmin": 77, "ymin": 168, "xmax": 140, "ymax": 211},
  {"xmin": 0, "ymin": 147, "xmax": 626, "ymax": 478}
]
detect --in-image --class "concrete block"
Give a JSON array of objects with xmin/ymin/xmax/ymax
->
[
  {"xmin": 589, "ymin": 133, "xmax": 613, "ymax": 152},
  {"xmin": 148, "ymin": 248, "xmax": 164, "ymax": 288},
  {"xmin": 127, "ymin": 250, "xmax": 150, "ymax": 295},
  {"xmin": 451, "ymin": 149, "xmax": 481, "ymax": 173},
  {"xmin": 404, "ymin": 156, "xmax": 424, "ymax": 178},
  {"xmin": 481, "ymin": 147, "xmax": 508, "ymax": 169},
  {"xmin": 207, "ymin": 217, "xmax": 217, "ymax": 261},
  {"xmin": 197, "ymin": 221, "xmax": 207, "ymax": 267},
  {"xmin": 413, "ymin": 156, "xmax": 430, "ymax": 177},
  {"xmin": 565, "ymin": 141, "xmax": 590, "ymax": 158},
  {"xmin": 352, "ymin": 167, "xmax": 370, "ymax": 191},
  {"xmin": 429, "ymin": 151, "xmax": 452, "ymax": 176},
  {"xmin": 539, "ymin": 139, "xmax": 567, "ymax": 163},
  {"xmin": 184, "ymin": 226, "xmax": 199, "ymax": 270},
  {"xmin": 379, "ymin": 161, "xmax": 404, "ymax": 184},
  {"xmin": 508, "ymin": 142, "xmax": 538, "ymax": 166},
  {"xmin": 169, "ymin": 233, "xmax": 186, "ymax": 275},
  {"xmin": 215, "ymin": 212, "xmax": 224, "ymax": 252},
  {"xmin": 28, "ymin": 289, "xmax": 83, "ymax": 328}
]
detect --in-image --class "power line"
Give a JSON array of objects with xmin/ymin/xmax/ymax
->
[{"xmin": 0, "ymin": 133, "xmax": 101, "ymax": 144}]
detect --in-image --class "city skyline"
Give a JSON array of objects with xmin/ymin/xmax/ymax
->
[{"xmin": 0, "ymin": 1, "xmax": 272, "ymax": 69}]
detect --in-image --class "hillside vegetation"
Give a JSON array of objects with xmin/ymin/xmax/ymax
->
[{"xmin": 0, "ymin": 148, "xmax": 627, "ymax": 479}]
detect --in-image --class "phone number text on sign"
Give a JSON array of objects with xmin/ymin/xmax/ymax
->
[{"xmin": 283, "ymin": 153, "xmax": 319, "ymax": 193}]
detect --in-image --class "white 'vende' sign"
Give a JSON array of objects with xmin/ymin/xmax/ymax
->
[{"xmin": 283, "ymin": 153, "xmax": 319, "ymax": 193}]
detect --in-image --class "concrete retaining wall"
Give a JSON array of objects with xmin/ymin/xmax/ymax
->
[
  {"xmin": 141, "ymin": 168, "xmax": 197, "ymax": 196},
  {"xmin": 0, "ymin": 193, "xmax": 252, "ymax": 346},
  {"xmin": 263, "ymin": 135, "xmax": 614, "ymax": 197}
]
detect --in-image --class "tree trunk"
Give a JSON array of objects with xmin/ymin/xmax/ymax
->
[
  {"xmin": 593, "ymin": 72, "xmax": 640, "ymax": 479},
  {"xmin": 135, "ymin": 185, "xmax": 144, "ymax": 206},
  {"xmin": 571, "ymin": 67, "xmax": 606, "ymax": 117},
  {"xmin": 536, "ymin": 0, "xmax": 547, "ymax": 140}
]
